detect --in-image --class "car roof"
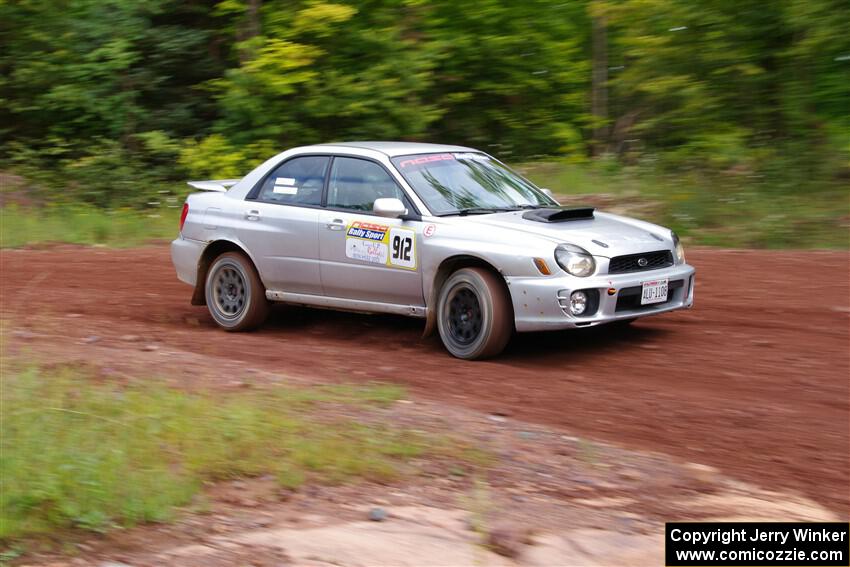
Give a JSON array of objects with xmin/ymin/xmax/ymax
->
[{"xmin": 310, "ymin": 141, "xmax": 478, "ymax": 157}]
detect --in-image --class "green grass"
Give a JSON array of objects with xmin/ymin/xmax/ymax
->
[
  {"xmin": 0, "ymin": 363, "xmax": 457, "ymax": 541},
  {"xmin": 518, "ymin": 161, "xmax": 849, "ymax": 249},
  {"xmin": 0, "ymin": 204, "xmax": 179, "ymax": 248},
  {"xmin": 3, "ymin": 162, "xmax": 847, "ymax": 249}
]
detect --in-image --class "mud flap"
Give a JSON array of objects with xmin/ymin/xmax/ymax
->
[
  {"xmin": 191, "ymin": 283, "xmax": 206, "ymax": 306},
  {"xmin": 421, "ymin": 308, "xmax": 436, "ymax": 338}
]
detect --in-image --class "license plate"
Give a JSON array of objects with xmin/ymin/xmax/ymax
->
[{"xmin": 641, "ymin": 279, "xmax": 668, "ymax": 305}]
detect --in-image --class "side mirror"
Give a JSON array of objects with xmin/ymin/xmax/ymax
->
[
  {"xmin": 541, "ymin": 188, "xmax": 554, "ymax": 198},
  {"xmin": 373, "ymin": 197, "xmax": 407, "ymax": 218}
]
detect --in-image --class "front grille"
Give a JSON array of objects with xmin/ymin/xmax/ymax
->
[
  {"xmin": 608, "ymin": 250, "xmax": 673, "ymax": 274},
  {"xmin": 615, "ymin": 279, "xmax": 684, "ymax": 312}
]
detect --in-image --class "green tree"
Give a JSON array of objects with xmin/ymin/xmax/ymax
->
[
  {"xmin": 419, "ymin": 0, "xmax": 590, "ymax": 158},
  {"xmin": 599, "ymin": 0, "xmax": 849, "ymax": 174},
  {"xmin": 207, "ymin": 0, "xmax": 441, "ymax": 148},
  {"xmin": 1, "ymin": 0, "xmax": 225, "ymax": 152}
]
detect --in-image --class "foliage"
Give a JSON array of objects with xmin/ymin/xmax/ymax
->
[
  {"xmin": 178, "ymin": 134, "xmax": 275, "ymax": 179},
  {"xmin": 0, "ymin": 362, "xmax": 467, "ymax": 540},
  {"xmin": 598, "ymin": 0, "xmax": 849, "ymax": 175},
  {"xmin": 0, "ymin": 0, "xmax": 847, "ymax": 235}
]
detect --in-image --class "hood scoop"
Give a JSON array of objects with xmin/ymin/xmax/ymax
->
[{"xmin": 522, "ymin": 207, "xmax": 595, "ymax": 223}]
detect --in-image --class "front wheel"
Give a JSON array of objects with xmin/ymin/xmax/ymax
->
[
  {"xmin": 205, "ymin": 252, "xmax": 269, "ymax": 331},
  {"xmin": 436, "ymin": 268, "xmax": 513, "ymax": 360}
]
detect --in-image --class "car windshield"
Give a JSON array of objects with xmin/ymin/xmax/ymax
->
[{"xmin": 390, "ymin": 152, "xmax": 554, "ymax": 215}]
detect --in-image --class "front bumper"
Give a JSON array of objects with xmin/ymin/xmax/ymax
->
[{"xmin": 505, "ymin": 263, "xmax": 695, "ymax": 332}]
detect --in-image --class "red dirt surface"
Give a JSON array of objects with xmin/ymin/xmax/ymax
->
[{"xmin": 2, "ymin": 246, "xmax": 848, "ymax": 513}]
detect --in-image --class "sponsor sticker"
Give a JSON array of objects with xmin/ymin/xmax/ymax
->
[
  {"xmin": 397, "ymin": 153, "xmax": 455, "ymax": 169},
  {"xmin": 272, "ymin": 177, "xmax": 298, "ymax": 194},
  {"xmin": 344, "ymin": 221, "xmax": 416, "ymax": 270},
  {"xmin": 452, "ymin": 152, "xmax": 489, "ymax": 161},
  {"xmin": 345, "ymin": 238, "xmax": 388, "ymax": 265},
  {"xmin": 346, "ymin": 221, "xmax": 389, "ymax": 242},
  {"xmin": 423, "ymin": 224, "xmax": 436, "ymax": 238}
]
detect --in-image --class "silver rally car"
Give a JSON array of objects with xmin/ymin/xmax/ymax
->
[{"xmin": 172, "ymin": 141, "xmax": 695, "ymax": 359}]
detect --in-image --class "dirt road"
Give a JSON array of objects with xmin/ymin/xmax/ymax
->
[{"xmin": 2, "ymin": 246, "xmax": 848, "ymax": 513}]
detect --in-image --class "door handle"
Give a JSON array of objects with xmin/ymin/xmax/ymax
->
[
  {"xmin": 244, "ymin": 210, "xmax": 260, "ymax": 221},
  {"xmin": 326, "ymin": 219, "xmax": 346, "ymax": 231}
]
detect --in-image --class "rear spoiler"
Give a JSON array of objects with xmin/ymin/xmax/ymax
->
[{"xmin": 186, "ymin": 179, "xmax": 240, "ymax": 192}]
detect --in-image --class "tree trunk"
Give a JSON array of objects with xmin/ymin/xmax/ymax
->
[
  {"xmin": 247, "ymin": 0, "xmax": 261, "ymax": 40},
  {"xmin": 237, "ymin": 0, "xmax": 262, "ymax": 63},
  {"xmin": 591, "ymin": 15, "xmax": 608, "ymax": 156}
]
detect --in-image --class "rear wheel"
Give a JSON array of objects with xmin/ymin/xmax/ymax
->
[
  {"xmin": 205, "ymin": 252, "xmax": 269, "ymax": 331},
  {"xmin": 436, "ymin": 267, "xmax": 513, "ymax": 359}
]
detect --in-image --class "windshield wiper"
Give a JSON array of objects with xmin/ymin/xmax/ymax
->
[
  {"xmin": 515, "ymin": 204, "xmax": 549, "ymax": 210},
  {"xmin": 438, "ymin": 207, "xmax": 517, "ymax": 217}
]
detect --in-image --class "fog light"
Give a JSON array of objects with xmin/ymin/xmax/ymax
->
[{"xmin": 569, "ymin": 291, "xmax": 587, "ymax": 315}]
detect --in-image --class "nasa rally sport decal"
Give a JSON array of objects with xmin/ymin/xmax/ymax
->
[{"xmin": 345, "ymin": 221, "xmax": 416, "ymax": 270}]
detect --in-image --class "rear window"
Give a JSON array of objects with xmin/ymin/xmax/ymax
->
[{"xmin": 256, "ymin": 156, "xmax": 330, "ymax": 206}]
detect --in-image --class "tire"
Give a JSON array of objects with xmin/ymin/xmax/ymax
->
[
  {"xmin": 204, "ymin": 252, "xmax": 269, "ymax": 331},
  {"xmin": 436, "ymin": 267, "xmax": 513, "ymax": 360}
]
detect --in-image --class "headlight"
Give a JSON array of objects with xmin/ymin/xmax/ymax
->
[
  {"xmin": 672, "ymin": 231, "xmax": 686, "ymax": 264},
  {"xmin": 554, "ymin": 244, "xmax": 596, "ymax": 277}
]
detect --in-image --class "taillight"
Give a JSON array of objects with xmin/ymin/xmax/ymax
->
[{"xmin": 179, "ymin": 203, "xmax": 189, "ymax": 232}]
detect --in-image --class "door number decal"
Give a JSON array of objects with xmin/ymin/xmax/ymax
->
[{"xmin": 389, "ymin": 228, "xmax": 415, "ymax": 269}]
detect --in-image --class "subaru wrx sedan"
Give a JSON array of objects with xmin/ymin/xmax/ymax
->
[{"xmin": 172, "ymin": 142, "xmax": 695, "ymax": 359}]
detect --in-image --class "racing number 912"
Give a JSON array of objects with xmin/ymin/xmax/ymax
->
[
  {"xmin": 392, "ymin": 234, "xmax": 412, "ymax": 262},
  {"xmin": 388, "ymin": 227, "xmax": 416, "ymax": 269}
]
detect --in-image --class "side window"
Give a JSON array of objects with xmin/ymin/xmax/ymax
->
[
  {"xmin": 257, "ymin": 156, "xmax": 329, "ymax": 206},
  {"xmin": 327, "ymin": 157, "xmax": 406, "ymax": 212}
]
